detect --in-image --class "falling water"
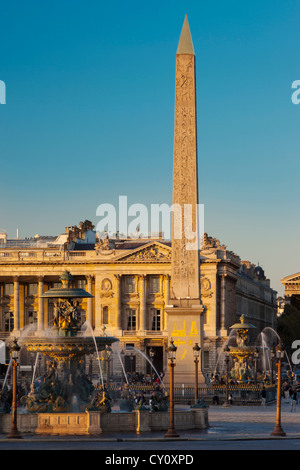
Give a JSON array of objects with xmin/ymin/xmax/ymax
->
[
  {"xmin": 113, "ymin": 344, "xmax": 129, "ymax": 386},
  {"xmin": 257, "ymin": 332, "xmax": 271, "ymax": 372},
  {"xmin": 31, "ymin": 353, "xmax": 40, "ymax": 385},
  {"xmin": 82, "ymin": 321, "xmax": 104, "ymax": 387},
  {"xmin": 2, "ymin": 358, "xmax": 12, "ymax": 389},
  {"xmin": 261, "ymin": 326, "xmax": 294, "ymax": 376},
  {"xmin": 214, "ymin": 330, "xmax": 236, "ymax": 375},
  {"xmin": 128, "ymin": 346, "xmax": 165, "ymax": 389}
]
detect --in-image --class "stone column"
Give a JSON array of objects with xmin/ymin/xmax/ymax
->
[
  {"xmin": 220, "ymin": 274, "xmax": 227, "ymax": 336},
  {"xmin": 94, "ymin": 275, "xmax": 102, "ymax": 334},
  {"xmin": 139, "ymin": 275, "xmax": 146, "ymax": 332},
  {"xmin": 19, "ymin": 283, "xmax": 25, "ymax": 330},
  {"xmin": 86, "ymin": 275, "xmax": 94, "ymax": 327},
  {"xmin": 13, "ymin": 276, "xmax": 20, "ymax": 333},
  {"xmin": 38, "ymin": 276, "xmax": 44, "ymax": 332},
  {"xmin": 43, "ymin": 284, "xmax": 49, "ymax": 327},
  {"xmin": 115, "ymin": 274, "xmax": 122, "ymax": 330},
  {"xmin": 163, "ymin": 274, "xmax": 170, "ymax": 330}
]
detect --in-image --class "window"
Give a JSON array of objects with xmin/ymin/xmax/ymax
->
[
  {"xmin": 127, "ymin": 309, "xmax": 136, "ymax": 331},
  {"xmin": 103, "ymin": 306, "xmax": 109, "ymax": 324},
  {"xmin": 28, "ymin": 311, "xmax": 37, "ymax": 325},
  {"xmin": 125, "ymin": 353, "xmax": 136, "ymax": 373},
  {"xmin": 4, "ymin": 283, "xmax": 13, "ymax": 296},
  {"xmin": 4, "ymin": 312, "xmax": 14, "ymax": 332},
  {"xmin": 151, "ymin": 309, "xmax": 161, "ymax": 331},
  {"xmin": 77, "ymin": 279, "xmax": 86, "ymax": 289},
  {"xmin": 150, "ymin": 277, "xmax": 160, "ymax": 293},
  {"xmin": 125, "ymin": 276, "xmax": 136, "ymax": 293},
  {"xmin": 204, "ymin": 350, "xmax": 209, "ymax": 370},
  {"xmin": 53, "ymin": 282, "xmax": 62, "ymax": 289},
  {"xmin": 28, "ymin": 283, "xmax": 38, "ymax": 295}
]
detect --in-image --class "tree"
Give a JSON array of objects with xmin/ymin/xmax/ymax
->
[{"xmin": 277, "ymin": 303, "xmax": 300, "ymax": 358}]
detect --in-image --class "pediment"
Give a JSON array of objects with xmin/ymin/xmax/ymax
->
[
  {"xmin": 281, "ymin": 273, "xmax": 300, "ymax": 284},
  {"xmin": 114, "ymin": 241, "xmax": 172, "ymax": 263}
]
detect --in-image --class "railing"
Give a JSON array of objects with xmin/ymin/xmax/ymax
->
[
  {"xmin": 106, "ymin": 383, "xmax": 276, "ymax": 405},
  {"xmin": 174, "ymin": 384, "xmax": 276, "ymax": 405},
  {"xmin": 0, "ymin": 250, "xmax": 96, "ymax": 262}
]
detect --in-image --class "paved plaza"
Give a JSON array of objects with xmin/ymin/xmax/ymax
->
[{"xmin": 0, "ymin": 401, "xmax": 299, "ymax": 451}]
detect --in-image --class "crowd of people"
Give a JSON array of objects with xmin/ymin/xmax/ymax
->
[{"xmin": 122, "ymin": 371, "xmax": 164, "ymax": 385}]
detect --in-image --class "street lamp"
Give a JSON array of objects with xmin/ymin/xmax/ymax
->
[
  {"xmin": 254, "ymin": 348, "xmax": 259, "ymax": 384},
  {"xmin": 7, "ymin": 338, "xmax": 22, "ymax": 439},
  {"xmin": 270, "ymin": 344, "xmax": 276, "ymax": 385},
  {"xmin": 149, "ymin": 347, "xmax": 155, "ymax": 382},
  {"xmin": 104, "ymin": 345, "xmax": 112, "ymax": 391},
  {"xmin": 164, "ymin": 340, "xmax": 179, "ymax": 438},
  {"xmin": 129, "ymin": 353, "xmax": 134, "ymax": 376},
  {"xmin": 193, "ymin": 343, "xmax": 201, "ymax": 405},
  {"xmin": 270, "ymin": 342, "xmax": 286, "ymax": 436},
  {"xmin": 223, "ymin": 345, "xmax": 231, "ymax": 407}
]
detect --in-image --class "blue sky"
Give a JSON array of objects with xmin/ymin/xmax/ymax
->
[{"xmin": 0, "ymin": 0, "xmax": 300, "ymax": 295}]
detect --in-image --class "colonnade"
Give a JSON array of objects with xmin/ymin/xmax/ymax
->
[{"xmin": 0, "ymin": 273, "xmax": 171, "ymax": 336}]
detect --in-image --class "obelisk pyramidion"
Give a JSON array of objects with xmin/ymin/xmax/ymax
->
[{"xmin": 166, "ymin": 16, "xmax": 205, "ymax": 384}]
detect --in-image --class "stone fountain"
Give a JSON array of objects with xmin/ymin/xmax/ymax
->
[
  {"xmin": 228, "ymin": 314, "xmax": 257, "ymax": 382},
  {"xmin": 0, "ymin": 272, "xmax": 209, "ymax": 434},
  {"xmin": 20, "ymin": 271, "xmax": 119, "ymax": 413}
]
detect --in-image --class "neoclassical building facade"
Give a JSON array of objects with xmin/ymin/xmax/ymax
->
[{"xmin": 0, "ymin": 222, "xmax": 277, "ymax": 381}]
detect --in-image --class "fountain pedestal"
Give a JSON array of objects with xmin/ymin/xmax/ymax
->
[{"xmin": 228, "ymin": 315, "xmax": 257, "ymax": 382}]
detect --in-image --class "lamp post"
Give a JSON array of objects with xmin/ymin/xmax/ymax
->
[
  {"xmin": 149, "ymin": 347, "xmax": 155, "ymax": 382},
  {"xmin": 7, "ymin": 338, "xmax": 22, "ymax": 439},
  {"xmin": 193, "ymin": 343, "xmax": 201, "ymax": 405},
  {"xmin": 223, "ymin": 345, "xmax": 231, "ymax": 407},
  {"xmin": 271, "ymin": 342, "xmax": 286, "ymax": 436},
  {"xmin": 164, "ymin": 340, "xmax": 179, "ymax": 438},
  {"xmin": 104, "ymin": 345, "xmax": 112, "ymax": 391},
  {"xmin": 270, "ymin": 344, "xmax": 276, "ymax": 385},
  {"xmin": 254, "ymin": 348, "xmax": 259, "ymax": 384},
  {"xmin": 129, "ymin": 352, "xmax": 134, "ymax": 378}
]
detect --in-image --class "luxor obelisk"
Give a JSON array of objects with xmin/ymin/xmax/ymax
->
[{"xmin": 165, "ymin": 16, "xmax": 205, "ymax": 384}]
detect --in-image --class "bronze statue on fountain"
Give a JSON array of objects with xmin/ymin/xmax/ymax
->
[
  {"xmin": 20, "ymin": 271, "xmax": 119, "ymax": 413},
  {"xmin": 227, "ymin": 314, "xmax": 257, "ymax": 382}
]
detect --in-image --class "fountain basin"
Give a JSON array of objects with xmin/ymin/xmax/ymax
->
[
  {"xmin": 0, "ymin": 409, "xmax": 209, "ymax": 435},
  {"xmin": 24, "ymin": 336, "xmax": 119, "ymax": 361}
]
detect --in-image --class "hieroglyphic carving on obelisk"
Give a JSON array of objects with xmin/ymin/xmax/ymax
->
[
  {"xmin": 165, "ymin": 16, "xmax": 205, "ymax": 383},
  {"xmin": 171, "ymin": 15, "xmax": 201, "ymax": 302}
]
